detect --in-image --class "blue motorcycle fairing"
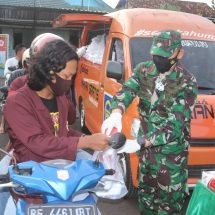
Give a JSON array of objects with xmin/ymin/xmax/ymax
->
[{"xmin": 8, "ymin": 159, "xmax": 105, "ymax": 201}]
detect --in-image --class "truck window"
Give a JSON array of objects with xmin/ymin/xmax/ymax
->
[
  {"xmin": 129, "ymin": 37, "xmax": 215, "ymax": 94},
  {"xmin": 129, "ymin": 37, "xmax": 152, "ymax": 69},
  {"xmin": 108, "ymin": 38, "xmax": 125, "ymax": 82},
  {"xmin": 86, "ymin": 29, "xmax": 109, "ymax": 45}
]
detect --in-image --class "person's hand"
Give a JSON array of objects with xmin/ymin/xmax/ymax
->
[
  {"xmin": 101, "ymin": 112, "xmax": 122, "ymax": 136},
  {"xmin": 78, "ymin": 133, "xmax": 110, "ymax": 151}
]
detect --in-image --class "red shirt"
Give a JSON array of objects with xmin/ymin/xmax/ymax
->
[{"xmin": 4, "ymin": 85, "xmax": 81, "ymax": 163}]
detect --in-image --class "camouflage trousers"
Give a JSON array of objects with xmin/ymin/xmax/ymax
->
[{"xmin": 138, "ymin": 147, "xmax": 189, "ymax": 215}]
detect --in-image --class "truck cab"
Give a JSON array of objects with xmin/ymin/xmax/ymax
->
[{"xmin": 53, "ymin": 8, "xmax": 215, "ymax": 197}]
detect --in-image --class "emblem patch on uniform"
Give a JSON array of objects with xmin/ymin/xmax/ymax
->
[{"xmin": 155, "ymin": 80, "xmax": 165, "ymax": 92}]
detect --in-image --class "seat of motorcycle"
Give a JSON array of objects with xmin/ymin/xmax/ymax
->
[{"xmin": 42, "ymin": 159, "xmax": 74, "ymax": 168}]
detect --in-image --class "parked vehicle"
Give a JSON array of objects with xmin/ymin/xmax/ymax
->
[
  {"xmin": 0, "ymin": 132, "xmax": 127, "ymax": 215},
  {"xmin": 0, "ymin": 86, "xmax": 8, "ymax": 111},
  {"xmin": 0, "ymin": 65, "xmax": 18, "ymax": 110},
  {"xmin": 53, "ymin": 8, "xmax": 215, "ymax": 197}
]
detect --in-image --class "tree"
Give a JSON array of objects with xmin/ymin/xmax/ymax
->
[{"xmin": 160, "ymin": 3, "xmax": 180, "ymax": 11}]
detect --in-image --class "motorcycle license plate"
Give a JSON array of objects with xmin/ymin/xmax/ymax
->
[{"xmin": 27, "ymin": 204, "xmax": 97, "ymax": 215}]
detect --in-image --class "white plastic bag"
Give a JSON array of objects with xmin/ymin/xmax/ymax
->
[
  {"xmin": 76, "ymin": 46, "xmax": 87, "ymax": 57},
  {"xmin": 117, "ymin": 139, "xmax": 140, "ymax": 154},
  {"xmin": 93, "ymin": 148, "xmax": 128, "ymax": 199},
  {"xmin": 83, "ymin": 34, "xmax": 105, "ymax": 64}
]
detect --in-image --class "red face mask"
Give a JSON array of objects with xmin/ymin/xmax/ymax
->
[{"xmin": 50, "ymin": 74, "xmax": 72, "ymax": 96}]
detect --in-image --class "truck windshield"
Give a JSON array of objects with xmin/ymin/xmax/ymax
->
[{"xmin": 130, "ymin": 37, "xmax": 215, "ymax": 94}]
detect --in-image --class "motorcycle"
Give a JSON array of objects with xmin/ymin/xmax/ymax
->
[
  {"xmin": 0, "ymin": 132, "xmax": 128, "ymax": 215},
  {"xmin": 0, "ymin": 86, "xmax": 8, "ymax": 111},
  {"xmin": 0, "ymin": 66, "xmax": 16, "ymax": 111}
]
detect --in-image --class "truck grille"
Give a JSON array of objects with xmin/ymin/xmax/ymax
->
[
  {"xmin": 188, "ymin": 165, "xmax": 215, "ymax": 178},
  {"xmin": 190, "ymin": 139, "xmax": 215, "ymax": 147}
]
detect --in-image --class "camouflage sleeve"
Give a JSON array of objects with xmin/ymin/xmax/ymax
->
[
  {"xmin": 145, "ymin": 75, "xmax": 198, "ymax": 146},
  {"xmin": 111, "ymin": 63, "xmax": 142, "ymax": 113}
]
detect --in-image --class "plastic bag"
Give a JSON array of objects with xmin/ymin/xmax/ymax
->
[
  {"xmin": 83, "ymin": 34, "xmax": 105, "ymax": 64},
  {"xmin": 93, "ymin": 148, "xmax": 128, "ymax": 199},
  {"xmin": 186, "ymin": 181, "xmax": 215, "ymax": 215},
  {"xmin": 76, "ymin": 46, "xmax": 87, "ymax": 57}
]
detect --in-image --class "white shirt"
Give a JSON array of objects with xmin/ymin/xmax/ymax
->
[{"xmin": 4, "ymin": 57, "xmax": 18, "ymax": 76}]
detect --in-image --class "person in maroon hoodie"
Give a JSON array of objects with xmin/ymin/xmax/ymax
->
[
  {"xmin": 8, "ymin": 33, "xmax": 80, "ymax": 125},
  {"xmin": 3, "ymin": 38, "xmax": 109, "ymax": 163}
]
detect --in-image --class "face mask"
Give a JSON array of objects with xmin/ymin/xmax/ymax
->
[
  {"xmin": 50, "ymin": 74, "xmax": 72, "ymax": 96},
  {"xmin": 153, "ymin": 55, "xmax": 177, "ymax": 74}
]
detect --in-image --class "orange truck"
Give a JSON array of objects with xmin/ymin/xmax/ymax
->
[{"xmin": 53, "ymin": 8, "xmax": 215, "ymax": 197}]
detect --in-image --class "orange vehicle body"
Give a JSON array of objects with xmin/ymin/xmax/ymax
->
[{"xmin": 53, "ymin": 8, "xmax": 215, "ymax": 195}]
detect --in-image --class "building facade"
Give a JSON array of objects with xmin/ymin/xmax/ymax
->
[{"xmin": 0, "ymin": 0, "xmax": 112, "ymax": 76}]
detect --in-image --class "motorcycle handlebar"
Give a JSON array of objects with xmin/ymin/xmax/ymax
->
[
  {"xmin": 0, "ymin": 182, "xmax": 16, "ymax": 188},
  {"xmin": 8, "ymin": 66, "xmax": 17, "ymax": 72},
  {"xmin": 0, "ymin": 174, "xmax": 10, "ymax": 184},
  {"xmin": 0, "ymin": 174, "xmax": 15, "ymax": 188}
]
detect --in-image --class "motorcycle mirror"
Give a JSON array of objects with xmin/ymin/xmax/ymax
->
[
  {"xmin": 8, "ymin": 66, "xmax": 17, "ymax": 72},
  {"xmin": 109, "ymin": 132, "xmax": 126, "ymax": 149}
]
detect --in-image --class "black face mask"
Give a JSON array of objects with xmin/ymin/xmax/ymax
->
[
  {"xmin": 153, "ymin": 55, "xmax": 177, "ymax": 74},
  {"xmin": 50, "ymin": 74, "xmax": 72, "ymax": 96}
]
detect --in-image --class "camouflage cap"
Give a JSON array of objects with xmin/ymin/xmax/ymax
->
[{"xmin": 150, "ymin": 30, "xmax": 182, "ymax": 58}]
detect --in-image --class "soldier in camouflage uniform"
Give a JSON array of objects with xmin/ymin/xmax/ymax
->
[{"xmin": 102, "ymin": 30, "xmax": 198, "ymax": 214}]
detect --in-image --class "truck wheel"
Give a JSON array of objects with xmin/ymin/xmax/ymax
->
[
  {"xmin": 119, "ymin": 153, "xmax": 138, "ymax": 198},
  {"xmin": 79, "ymin": 99, "xmax": 88, "ymax": 133}
]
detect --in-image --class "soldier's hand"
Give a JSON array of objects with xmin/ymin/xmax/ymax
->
[{"xmin": 101, "ymin": 111, "xmax": 122, "ymax": 136}]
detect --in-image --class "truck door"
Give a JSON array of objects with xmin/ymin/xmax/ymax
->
[
  {"xmin": 53, "ymin": 13, "xmax": 112, "ymax": 133},
  {"xmin": 102, "ymin": 36, "xmax": 126, "ymax": 120}
]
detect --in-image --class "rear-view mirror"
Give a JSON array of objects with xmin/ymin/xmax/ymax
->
[{"xmin": 106, "ymin": 61, "xmax": 122, "ymax": 80}]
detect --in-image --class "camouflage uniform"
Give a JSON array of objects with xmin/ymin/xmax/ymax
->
[{"xmin": 111, "ymin": 31, "xmax": 198, "ymax": 214}]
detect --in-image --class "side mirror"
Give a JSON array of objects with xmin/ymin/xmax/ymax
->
[{"xmin": 106, "ymin": 61, "xmax": 122, "ymax": 80}]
